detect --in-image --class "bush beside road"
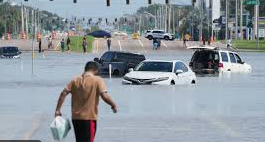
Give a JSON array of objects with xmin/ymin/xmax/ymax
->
[{"xmin": 69, "ymin": 36, "xmax": 95, "ymax": 52}]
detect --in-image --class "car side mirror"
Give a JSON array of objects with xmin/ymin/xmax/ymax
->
[
  {"xmin": 94, "ymin": 57, "xmax": 100, "ymax": 63},
  {"xmin": 175, "ymin": 69, "xmax": 184, "ymax": 75},
  {"xmin": 128, "ymin": 68, "xmax": 134, "ymax": 72}
]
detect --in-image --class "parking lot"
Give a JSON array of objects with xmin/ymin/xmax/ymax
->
[{"xmin": 0, "ymin": 51, "xmax": 265, "ymax": 142}]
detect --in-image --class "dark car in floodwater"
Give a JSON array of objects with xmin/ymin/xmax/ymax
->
[
  {"xmin": 94, "ymin": 51, "xmax": 146, "ymax": 76},
  {"xmin": 0, "ymin": 46, "xmax": 21, "ymax": 58},
  {"xmin": 88, "ymin": 30, "xmax": 111, "ymax": 38}
]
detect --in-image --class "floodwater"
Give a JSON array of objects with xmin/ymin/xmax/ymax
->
[{"xmin": 0, "ymin": 51, "xmax": 265, "ymax": 142}]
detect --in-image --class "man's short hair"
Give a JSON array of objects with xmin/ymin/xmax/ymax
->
[{"xmin": 85, "ymin": 61, "xmax": 98, "ymax": 72}]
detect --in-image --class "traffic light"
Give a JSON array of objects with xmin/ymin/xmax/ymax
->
[
  {"xmin": 148, "ymin": 0, "xmax": 152, "ymax": 4},
  {"xmin": 106, "ymin": 0, "xmax": 110, "ymax": 6},
  {"xmin": 105, "ymin": 18, "xmax": 108, "ymax": 24},
  {"xmin": 126, "ymin": 0, "xmax": 130, "ymax": 5},
  {"xmin": 165, "ymin": 0, "xmax": 169, "ymax": 4},
  {"xmin": 73, "ymin": 0, "xmax": 77, "ymax": 3},
  {"xmin": 192, "ymin": 0, "xmax": 196, "ymax": 7},
  {"xmin": 125, "ymin": 18, "xmax": 127, "ymax": 22},
  {"xmin": 115, "ymin": 18, "xmax": 117, "ymax": 22}
]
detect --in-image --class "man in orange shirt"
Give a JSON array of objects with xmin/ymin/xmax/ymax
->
[{"xmin": 55, "ymin": 61, "xmax": 117, "ymax": 142}]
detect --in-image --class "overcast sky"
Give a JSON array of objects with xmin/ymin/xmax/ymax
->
[{"xmin": 9, "ymin": 0, "xmax": 190, "ymax": 19}]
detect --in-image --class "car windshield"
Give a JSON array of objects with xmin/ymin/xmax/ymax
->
[
  {"xmin": 3, "ymin": 47, "xmax": 18, "ymax": 53},
  {"xmin": 135, "ymin": 61, "xmax": 173, "ymax": 72}
]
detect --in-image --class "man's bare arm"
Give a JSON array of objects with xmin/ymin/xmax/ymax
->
[
  {"xmin": 55, "ymin": 89, "xmax": 70, "ymax": 117},
  {"xmin": 100, "ymin": 92, "xmax": 117, "ymax": 113}
]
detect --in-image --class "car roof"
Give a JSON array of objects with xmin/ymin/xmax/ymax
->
[
  {"xmin": 143, "ymin": 60, "xmax": 183, "ymax": 63},
  {"xmin": 187, "ymin": 45, "xmax": 218, "ymax": 50},
  {"xmin": 105, "ymin": 51, "xmax": 144, "ymax": 56},
  {"xmin": 0, "ymin": 46, "xmax": 18, "ymax": 49},
  {"xmin": 188, "ymin": 45, "xmax": 234, "ymax": 52}
]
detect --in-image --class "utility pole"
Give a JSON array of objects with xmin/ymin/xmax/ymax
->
[
  {"xmin": 240, "ymin": 0, "xmax": 243, "ymax": 40},
  {"xmin": 253, "ymin": 4, "xmax": 258, "ymax": 41},
  {"xmin": 164, "ymin": 5, "xmax": 167, "ymax": 32},
  {"xmin": 173, "ymin": 7, "xmax": 175, "ymax": 35},
  {"xmin": 235, "ymin": 0, "xmax": 238, "ymax": 40},
  {"xmin": 25, "ymin": 7, "xmax": 29, "ymax": 39},
  {"xmin": 31, "ymin": 9, "xmax": 35, "ymax": 75},
  {"xmin": 199, "ymin": 0, "xmax": 203, "ymax": 41},
  {"xmin": 21, "ymin": 3, "xmax": 24, "ymax": 34},
  {"xmin": 225, "ymin": 0, "xmax": 229, "ymax": 40},
  {"xmin": 168, "ymin": 5, "xmax": 171, "ymax": 33}
]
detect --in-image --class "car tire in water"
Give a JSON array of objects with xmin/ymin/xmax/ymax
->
[
  {"xmin": 164, "ymin": 36, "xmax": 169, "ymax": 40},
  {"xmin": 170, "ymin": 80, "xmax": 175, "ymax": 85},
  {"xmin": 191, "ymin": 80, "xmax": 196, "ymax": 84},
  {"xmin": 113, "ymin": 70, "xmax": 120, "ymax": 76},
  {"xmin": 148, "ymin": 35, "xmax": 153, "ymax": 40}
]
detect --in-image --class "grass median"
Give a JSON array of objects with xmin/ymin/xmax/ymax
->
[
  {"xmin": 218, "ymin": 40, "xmax": 265, "ymax": 51},
  {"xmin": 69, "ymin": 36, "xmax": 95, "ymax": 52},
  {"xmin": 232, "ymin": 40, "xmax": 265, "ymax": 51}
]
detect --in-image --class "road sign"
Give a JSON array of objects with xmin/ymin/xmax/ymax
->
[
  {"xmin": 259, "ymin": 29, "xmax": 265, "ymax": 38},
  {"xmin": 244, "ymin": 0, "xmax": 260, "ymax": 5}
]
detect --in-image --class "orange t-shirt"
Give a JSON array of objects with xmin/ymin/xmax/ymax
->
[{"xmin": 66, "ymin": 73, "xmax": 107, "ymax": 120}]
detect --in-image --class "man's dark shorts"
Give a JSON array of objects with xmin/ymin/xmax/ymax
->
[{"xmin": 72, "ymin": 120, "xmax": 97, "ymax": 142}]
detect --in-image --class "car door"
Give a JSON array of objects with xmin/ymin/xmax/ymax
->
[
  {"xmin": 101, "ymin": 52, "xmax": 114, "ymax": 73},
  {"xmin": 173, "ymin": 62, "xmax": 189, "ymax": 84},
  {"xmin": 234, "ymin": 53, "xmax": 244, "ymax": 72},
  {"xmin": 228, "ymin": 52, "xmax": 238, "ymax": 72},
  {"xmin": 152, "ymin": 31, "xmax": 158, "ymax": 38},
  {"xmin": 219, "ymin": 51, "xmax": 231, "ymax": 72}
]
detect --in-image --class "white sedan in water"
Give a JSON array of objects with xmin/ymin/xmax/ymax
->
[{"xmin": 122, "ymin": 60, "xmax": 197, "ymax": 85}]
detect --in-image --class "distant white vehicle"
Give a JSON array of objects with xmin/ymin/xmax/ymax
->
[
  {"xmin": 188, "ymin": 46, "xmax": 252, "ymax": 74},
  {"xmin": 144, "ymin": 30, "xmax": 174, "ymax": 40},
  {"xmin": 113, "ymin": 31, "xmax": 128, "ymax": 36},
  {"xmin": 122, "ymin": 60, "xmax": 196, "ymax": 85}
]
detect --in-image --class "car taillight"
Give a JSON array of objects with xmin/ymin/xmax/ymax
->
[{"xmin": 218, "ymin": 63, "xmax": 223, "ymax": 68}]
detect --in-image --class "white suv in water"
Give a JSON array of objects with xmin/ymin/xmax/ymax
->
[
  {"xmin": 188, "ymin": 46, "xmax": 252, "ymax": 74},
  {"xmin": 122, "ymin": 60, "xmax": 196, "ymax": 85},
  {"xmin": 145, "ymin": 30, "xmax": 174, "ymax": 40}
]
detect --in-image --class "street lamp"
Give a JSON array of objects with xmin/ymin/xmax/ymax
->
[{"xmin": 143, "ymin": 11, "xmax": 157, "ymax": 28}]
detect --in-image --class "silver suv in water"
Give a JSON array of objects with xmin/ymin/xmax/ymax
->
[{"xmin": 145, "ymin": 30, "xmax": 174, "ymax": 40}]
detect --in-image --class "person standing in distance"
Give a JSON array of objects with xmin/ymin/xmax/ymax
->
[
  {"xmin": 82, "ymin": 37, "xmax": 87, "ymax": 53},
  {"xmin": 61, "ymin": 38, "xmax": 65, "ymax": 52},
  {"xmin": 38, "ymin": 38, "xmax": 42, "ymax": 53},
  {"xmin": 107, "ymin": 38, "xmax": 111, "ymax": 51},
  {"xmin": 55, "ymin": 61, "xmax": 117, "ymax": 142},
  {"xmin": 67, "ymin": 36, "xmax": 71, "ymax": 51}
]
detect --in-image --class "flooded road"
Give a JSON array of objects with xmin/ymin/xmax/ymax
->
[{"xmin": 0, "ymin": 51, "xmax": 265, "ymax": 142}]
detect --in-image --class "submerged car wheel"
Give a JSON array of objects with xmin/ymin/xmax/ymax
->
[
  {"xmin": 113, "ymin": 70, "xmax": 120, "ymax": 76},
  {"xmin": 148, "ymin": 35, "xmax": 153, "ymax": 40},
  {"xmin": 170, "ymin": 80, "xmax": 175, "ymax": 85},
  {"xmin": 164, "ymin": 36, "xmax": 169, "ymax": 40},
  {"xmin": 191, "ymin": 80, "xmax": 196, "ymax": 84}
]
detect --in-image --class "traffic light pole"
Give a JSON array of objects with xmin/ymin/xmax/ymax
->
[{"xmin": 225, "ymin": 0, "xmax": 229, "ymax": 40}]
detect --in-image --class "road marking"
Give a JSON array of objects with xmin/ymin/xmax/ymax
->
[
  {"xmin": 138, "ymin": 40, "xmax": 146, "ymax": 53},
  {"xmin": 161, "ymin": 41, "xmax": 168, "ymax": 48},
  {"xmin": 118, "ymin": 40, "xmax": 122, "ymax": 51},
  {"xmin": 21, "ymin": 114, "xmax": 46, "ymax": 140},
  {"xmin": 96, "ymin": 40, "xmax": 99, "ymax": 53}
]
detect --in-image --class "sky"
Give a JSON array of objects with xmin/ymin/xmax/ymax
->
[{"xmin": 9, "ymin": 0, "xmax": 190, "ymax": 19}]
